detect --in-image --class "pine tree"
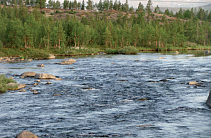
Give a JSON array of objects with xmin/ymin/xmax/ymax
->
[
  {"xmin": 146, "ymin": 0, "xmax": 152, "ymax": 14},
  {"xmin": 81, "ymin": 0, "xmax": 85, "ymax": 10},
  {"xmin": 86, "ymin": 0, "xmax": 93, "ymax": 10}
]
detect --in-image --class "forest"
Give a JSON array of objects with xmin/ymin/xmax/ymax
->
[{"xmin": 0, "ymin": 0, "xmax": 211, "ymax": 57}]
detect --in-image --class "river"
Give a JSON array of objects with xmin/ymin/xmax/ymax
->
[{"xmin": 1, "ymin": 51, "xmax": 211, "ymax": 138}]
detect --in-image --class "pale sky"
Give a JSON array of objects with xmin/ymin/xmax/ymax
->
[{"xmin": 58, "ymin": 0, "xmax": 211, "ymax": 8}]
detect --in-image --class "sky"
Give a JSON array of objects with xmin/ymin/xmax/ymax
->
[{"xmin": 57, "ymin": 0, "xmax": 211, "ymax": 8}]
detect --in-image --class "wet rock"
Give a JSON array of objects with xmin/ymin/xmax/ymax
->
[
  {"xmin": 46, "ymin": 82, "xmax": 51, "ymax": 84},
  {"xmin": 18, "ymin": 84, "xmax": 26, "ymax": 89},
  {"xmin": 137, "ymin": 98, "xmax": 148, "ymax": 101},
  {"xmin": 48, "ymin": 54, "xmax": 55, "ymax": 59},
  {"xmin": 54, "ymin": 78, "xmax": 62, "ymax": 81},
  {"xmin": 158, "ymin": 57, "xmax": 165, "ymax": 59},
  {"xmin": 16, "ymin": 130, "xmax": 38, "ymax": 138},
  {"xmin": 6, "ymin": 83, "xmax": 26, "ymax": 90},
  {"xmin": 159, "ymin": 79, "xmax": 169, "ymax": 82},
  {"xmin": 206, "ymin": 90, "xmax": 211, "ymax": 107},
  {"xmin": 188, "ymin": 81, "xmax": 198, "ymax": 85},
  {"xmin": 31, "ymin": 90, "xmax": 38, "ymax": 94},
  {"xmin": 148, "ymin": 81, "xmax": 157, "ymax": 83},
  {"xmin": 35, "ymin": 80, "xmax": 41, "ymax": 83},
  {"xmin": 34, "ymin": 73, "xmax": 56, "ymax": 79},
  {"xmin": 53, "ymin": 94, "xmax": 61, "ymax": 96},
  {"xmin": 175, "ymin": 51, "xmax": 179, "ymax": 54},
  {"xmin": 134, "ymin": 60, "xmax": 139, "ymax": 61},
  {"xmin": 20, "ymin": 72, "xmax": 36, "ymax": 78},
  {"xmin": 37, "ymin": 64, "xmax": 45, "ymax": 67},
  {"xmin": 19, "ymin": 89, "xmax": 26, "ymax": 92},
  {"xmin": 137, "ymin": 124, "xmax": 152, "ymax": 127},
  {"xmin": 27, "ymin": 59, "xmax": 33, "ymax": 62},
  {"xmin": 33, "ymin": 83, "xmax": 38, "ymax": 86},
  {"xmin": 60, "ymin": 59, "xmax": 76, "ymax": 65}
]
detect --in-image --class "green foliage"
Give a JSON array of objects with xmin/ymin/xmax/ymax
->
[
  {"xmin": 0, "ymin": 48, "xmax": 22, "ymax": 57},
  {"xmin": 0, "ymin": 74, "xmax": 17, "ymax": 93},
  {"xmin": 117, "ymin": 46, "xmax": 139, "ymax": 54},
  {"xmin": 105, "ymin": 48, "xmax": 118, "ymax": 54},
  {"xmin": 56, "ymin": 10, "xmax": 61, "ymax": 13},
  {"xmin": 23, "ymin": 48, "xmax": 50, "ymax": 59},
  {"xmin": 50, "ymin": 12, "xmax": 54, "ymax": 15},
  {"xmin": 41, "ymin": 11, "xmax": 45, "ymax": 14}
]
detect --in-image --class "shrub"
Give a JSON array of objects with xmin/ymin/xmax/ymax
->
[
  {"xmin": 23, "ymin": 48, "xmax": 50, "ymax": 59},
  {"xmin": 105, "ymin": 48, "xmax": 118, "ymax": 54},
  {"xmin": 118, "ymin": 46, "xmax": 139, "ymax": 54},
  {"xmin": 41, "ymin": 11, "xmax": 45, "ymax": 14},
  {"xmin": 0, "ymin": 74, "xmax": 17, "ymax": 93},
  {"xmin": 56, "ymin": 10, "xmax": 61, "ymax": 13},
  {"xmin": 50, "ymin": 12, "xmax": 54, "ymax": 15}
]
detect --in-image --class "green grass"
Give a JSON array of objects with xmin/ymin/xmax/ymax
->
[
  {"xmin": 106, "ymin": 46, "xmax": 139, "ymax": 55},
  {"xmin": 0, "ymin": 74, "xmax": 17, "ymax": 93}
]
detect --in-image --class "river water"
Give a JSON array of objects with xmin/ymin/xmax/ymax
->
[{"xmin": 1, "ymin": 51, "xmax": 211, "ymax": 138}]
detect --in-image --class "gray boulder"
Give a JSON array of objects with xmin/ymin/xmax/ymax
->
[
  {"xmin": 16, "ymin": 130, "xmax": 38, "ymax": 138},
  {"xmin": 34, "ymin": 73, "xmax": 56, "ymax": 79},
  {"xmin": 206, "ymin": 90, "xmax": 211, "ymax": 107},
  {"xmin": 21, "ymin": 72, "xmax": 36, "ymax": 78}
]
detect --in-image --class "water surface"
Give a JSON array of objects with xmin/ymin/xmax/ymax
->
[{"xmin": 1, "ymin": 51, "xmax": 211, "ymax": 137}]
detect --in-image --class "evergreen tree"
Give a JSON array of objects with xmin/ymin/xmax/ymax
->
[
  {"xmin": 81, "ymin": 0, "xmax": 85, "ymax": 10},
  {"xmin": 86, "ymin": 0, "xmax": 93, "ymax": 10}
]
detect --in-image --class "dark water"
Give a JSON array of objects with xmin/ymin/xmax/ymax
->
[{"xmin": 1, "ymin": 51, "xmax": 211, "ymax": 138}]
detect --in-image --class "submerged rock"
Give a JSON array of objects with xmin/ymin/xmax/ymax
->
[
  {"xmin": 16, "ymin": 130, "xmax": 38, "ymax": 138},
  {"xmin": 60, "ymin": 58, "xmax": 76, "ymax": 65},
  {"xmin": 37, "ymin": 64, "xmax": 45, "ymax": 67},
  {"xmin": 21, "ymin": 72, "xmax": 36, "ymax": 78},
  {"xmin": 34, "ymin": 73, "xmax": 56, "ymax": 79},
  {"xmin": 206, "ymin": 90, "xmax": 211, "ymax": 107}
]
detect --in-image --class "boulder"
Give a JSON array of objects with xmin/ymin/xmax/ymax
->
[
  {"xmin": 7, "ymin": 83, "xmax": 26, "ymax": 90},
  {"xmin": 19, "ymin": 89, "xmax": 26, "ymax": 92},
  {"xmin": 34, "ymin": 73, "xmax": 56, "ymax": 79},
  {"xmin": 16, "ymin": 130, "xmax": 38, "ymax": 138},
  {"xmin": 21, "ymin": 72, "xmax": 36, "ymax": 78},
  {"xmin": 60, "ymin": 59, "xmax": 76, "ymax": 65},
  {"xmin": 37, "ymin": 64, "xmax": 45, "ymax": 67},
  {"xmin": 188, "ymin": 81, "xmax": 198, "ymax": 85},
  {"xmin": 48, "ymin": 54, "xmax": 55, "ymax": 59},
  {"xmin": 206, "ymin": 90, "xmax": 211, "ymax": 107},
  {"xmin": 54, "ymin": 78, "xmax": 62, "ymax": 81}
]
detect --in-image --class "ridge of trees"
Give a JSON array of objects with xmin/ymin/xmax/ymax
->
[{"xmin": 0, "ymin": 0, "xmax": 211, "ymax": 51}]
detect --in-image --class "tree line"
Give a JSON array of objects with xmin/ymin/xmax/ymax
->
[{"xmin": 0, "ymin": 0, "xmax": 211, "ymax": 51}]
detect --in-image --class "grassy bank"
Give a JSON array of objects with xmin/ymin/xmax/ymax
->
[
  {"xmin": 0, "ymin": 74, "xmax": 17, "ymax": 93},
  {"xmin": 0, "ymin": 45, "xmax": 211, "ymax": 59}
]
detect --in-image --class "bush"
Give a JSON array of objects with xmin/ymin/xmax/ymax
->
[
  {"xmin": 56, "ymin": 10, "xmax": 61, "ymax": 13},
  {"xmin": 0, "ymin": 48, "xmax": 22, "ymax": 56},
  {"xmin": 118, "ymin": 46, "xmax": 139, "ymax": 54},
  {"xmin": 41, "ymin": 11, "xmax": 45, "ymax": 14},
  {"xmin": 23, "ymin": 48, "xmax": 50, "ymax": 59},
  {"xmin": 105, "ymin": 48, "xmax": 118, "ymax": 54},
  {"xmin": 0, "ymin": 74, "xmax": 17, "ymax": 93},
  {"xmin": 50, "ymin": 12, "xmax": 54, "ymax": 15}
]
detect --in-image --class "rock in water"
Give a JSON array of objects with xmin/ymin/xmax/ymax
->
[
  {"xmin": 37, "ymin": 64, "xmax": 45, "ymax": 67},
  {"xmin": 48, "ymin": 54, "xmax": 55, "ymax": 59},
  {"xmin": 21, "ymin": 72, "xmax": 36, "ymax": 78},
  {"xmin": 206, "ymin": 90, "xmax": 211, "ymax": 107},
  {"xmin": 60, "ymin": 59, "xmax": 76, "ymax": 65},
  {"xmin": 34, "ymin": 73, "xmax": 56, "ymax": 79},
  {"xmin": 16, "ymin": 131, "xmax": 38, "ymax": 138}
]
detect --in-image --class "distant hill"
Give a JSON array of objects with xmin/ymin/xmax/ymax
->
[{"xmin": 200, "ymin": 4, "xmax": 211, "ymax": 11}]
